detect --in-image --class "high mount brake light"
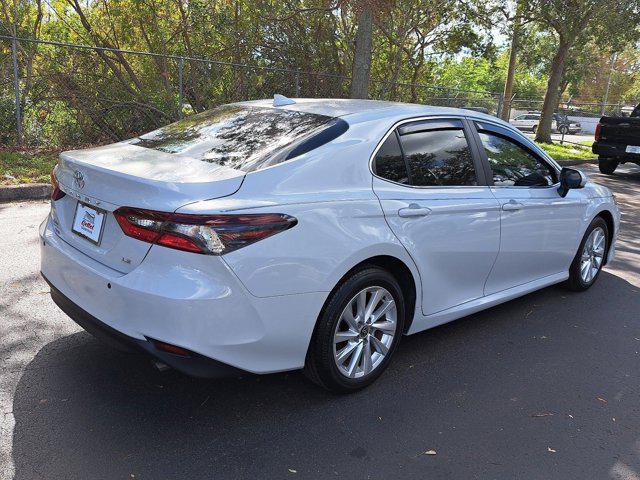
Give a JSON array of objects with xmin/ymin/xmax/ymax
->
[
  {"xmin": 114, "ymin": 207, "xmax": 297, "ymax": 255},
  {"xmin": 50, "ymin": 166, "xmax": 66, "ymax": 201}
]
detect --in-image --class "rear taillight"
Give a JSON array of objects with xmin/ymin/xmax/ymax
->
[
  {"xmin": 114, "ymin": 207, "xmax": 297, "ymax": 255},
  {"xmin": 50, "ymin": 166, "xmax": 66, "ymax": 201},
  {"xmin": 595, "ymin": 123, "xmax": 602, "ymax": 141}
]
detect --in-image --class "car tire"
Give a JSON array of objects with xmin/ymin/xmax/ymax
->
[
  {"xmin": 559, "ymin": 125, "xmax": 569, "ymax": 134},
  {"xmin": 304, "ymin": 266, "xmax": 405, "ymax": 393},
  {"xmin": 531, "ymin": 125, "xmax": 538, "ymax": 134},
  {"xmin": 566, "ymin": 217, "xmax": 609, "ymax": 292},
  {"xmin": 598, "ymin": 158, "xmax": 618, "ymax": 175}
]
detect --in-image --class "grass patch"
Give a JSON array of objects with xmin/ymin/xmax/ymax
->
[
  {"xmin": 0, "ymin": 150, "xmax": 58, "ymax": 185},
  {"xmin": 536, "ymin": 141, "xmax": 596, "ymax": 163}
]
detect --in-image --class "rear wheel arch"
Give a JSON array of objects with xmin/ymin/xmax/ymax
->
[{"xmin": 316, "ymin": 255, "xmax": 418, "ymax": 337}]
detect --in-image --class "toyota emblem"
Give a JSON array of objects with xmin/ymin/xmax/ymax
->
[{"xmin": 73, "ymin": 170, "xmax": 85, "ymax": 189}]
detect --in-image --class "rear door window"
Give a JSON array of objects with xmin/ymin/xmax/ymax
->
[{"xmin": 398, "ymin": 122, "xmax": 477, "ymax": 187}]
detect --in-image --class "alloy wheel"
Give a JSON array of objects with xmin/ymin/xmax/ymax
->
[
  {"xmin": 332, "ymin": 286, "xmax": 397, "ymax": 379},
  {"xmin": 580, "ymin": 227, "xmax": 606, "ymax": 284}
]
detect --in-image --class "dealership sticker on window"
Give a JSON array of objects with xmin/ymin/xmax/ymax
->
[{"xmin": 72, "ymin": 202, "xmax": 106, "ymax": 245}]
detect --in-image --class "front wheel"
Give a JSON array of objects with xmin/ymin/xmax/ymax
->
[
  {"xmin": 598, "ymin": 158, "xmax": 618, "ymax": 175},
  {"xmin": 304, "ymin": 266, "xmax": 405, "ymax": 393},
  {"xmin": 567, "ymin": 217, "xmax": 609, "ymax": 291},
  {"xmin": 559, "ymin": 125, "xmax": 569, "ymax": 135},
  {"xmin": 531, "ymin": 125, "xmax": 538, "ymax": 134}
]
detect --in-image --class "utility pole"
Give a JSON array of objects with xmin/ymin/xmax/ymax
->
[
  {"xmin": 11, "ymin": 35, "xmax": 23, "ymax": 146},
  {"xmin": 601, "ymin": 53, "xmax": 617, "ymax": 116}
]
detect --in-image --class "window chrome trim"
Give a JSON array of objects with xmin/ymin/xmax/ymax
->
[{"xmin": 368, "ymin": 114, "xmax": 486, "ymax": 189}]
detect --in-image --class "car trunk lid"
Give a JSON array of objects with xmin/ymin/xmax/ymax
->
[{"xmin": 52, "ymin": 141, "xmax": 245, "ymax": 273}]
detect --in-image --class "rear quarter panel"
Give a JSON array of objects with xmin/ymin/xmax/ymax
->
[
  {"xmin": 218, "ymin": 199, "xmax": 419, "ymax": 298},
  {"xmin": 176, "ymin": 118, "xmax": 422, "ymax": 300}
]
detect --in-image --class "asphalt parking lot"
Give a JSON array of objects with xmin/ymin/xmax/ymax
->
[{"xmin": 1, "ymin": 163, "xmax": 639, "ymax": 480}]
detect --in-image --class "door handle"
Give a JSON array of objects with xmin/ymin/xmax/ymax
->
[
  {"xmin": 502, "ymin": 200, "xmax": 524, "ymax": 211},
  {"xmin": 398, "ymin": 204, "xmax": 432, "ymax": 218}
]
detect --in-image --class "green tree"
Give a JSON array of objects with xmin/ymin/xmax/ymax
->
[{"xmin": 531, "ymin": 0, "xmax": 640, "ymax": 143}]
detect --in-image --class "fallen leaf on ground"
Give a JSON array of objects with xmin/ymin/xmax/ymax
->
[
  {"xmin": 424, "ymin": 450, "xmax": 437, "ymax": 455},
  {"xmin": 547, "ymin": 447, "xmax": 556, "ymax": 453},
  {"xmin": 597, "ymin": 397, "xmax": 608, "ymax": 404},
  {"xmin": 531, "ymin": 412, "xmax": 554, "ymax": 417},
  {"xmin": 288, "ymin": 469, "xmax": 297, "ymax": 474}
]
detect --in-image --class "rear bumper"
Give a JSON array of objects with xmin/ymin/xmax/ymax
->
[
  {"xmin": 593, "ymin": 142, "xmax": 640, "ymax": 162},
  {"xmin": 44, "ymin": 275, "xmax": 242, "ymax": 378},
  {"xmin": 40, "ymin": 213, "xmax": 326, "ymax": 375}
]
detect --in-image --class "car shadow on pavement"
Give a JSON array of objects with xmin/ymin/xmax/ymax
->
[{"xmin": 10, "ymin": 271, "xmax": 640, "ymax": 480}]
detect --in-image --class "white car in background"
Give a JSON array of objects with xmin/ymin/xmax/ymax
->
[
  {"xmin": 510, "ymin": 112, "xmax": 582, "ymax": 134},
  {"xmin": 41, "ymin": 97, "xmax": 618, "ymax": 392}
]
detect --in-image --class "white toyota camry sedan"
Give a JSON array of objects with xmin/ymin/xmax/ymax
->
[{"xmin": 41, "ymin": 97, "xmax": 619, "ymax": 392}]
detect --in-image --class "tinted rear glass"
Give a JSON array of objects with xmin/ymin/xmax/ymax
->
[
  {"xmin": 134, "ymin": 105, "xmax": 344, "ymax": 172},
  {"xmin": 400, "ymin": 128, "xmax": 477, "ymax": 187}
]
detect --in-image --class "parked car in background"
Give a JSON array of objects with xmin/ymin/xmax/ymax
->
[
  {"xmin": 553, "ymin": 113, "xmax": 582, "ymax": 134},
  {"xmin": 41, "ymin": 97, "xmax": 618, "ymax": 392},
  {"xmin": 510, "ymin": 112, "xmax": 581, "ymax": 134},
  {"xmin": 593, "ymin": 102, "xmax": 640, "ymax": 174}
]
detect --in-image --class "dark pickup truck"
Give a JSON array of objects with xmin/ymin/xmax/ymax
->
[{"xmin": 593, "ymin": 103, "xmax": 640, "ymax": 174}]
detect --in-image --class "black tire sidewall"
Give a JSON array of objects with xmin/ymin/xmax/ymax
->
[
  {"xmin": 598, "ymin": 158, "xmax": 618, "ymax": 174},
  {"xmin": 308, "ymin": 267, "xmax": 405, "ymax": 392}
]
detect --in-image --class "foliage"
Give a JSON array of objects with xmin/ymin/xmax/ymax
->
[
  {"xmin": 0, "ymin": 150, "xmax": 58, "ymax": 184},
  {"xmin": 1, "ymin": 0, "xmax": 639, "ymax": 150}
]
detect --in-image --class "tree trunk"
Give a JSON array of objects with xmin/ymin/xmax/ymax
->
[
  {"xmin": 500, "ymin": 16, "xmax": 520, "ymax": 120},
  {"xmin": 349, "ymin": 6, "xmax": 373, "ymax": 99},
  {"xmin": 535, "ymin": 39, "xmax": 569, "ymax": 143}
]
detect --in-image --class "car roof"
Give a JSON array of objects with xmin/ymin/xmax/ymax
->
[
  {"xmin": 232, "ymin": 97, "xmax": 559, "ymax": 172},
  {"xmin": 234, "ymin": 97, "xmax": 500, "ymax": 125}
]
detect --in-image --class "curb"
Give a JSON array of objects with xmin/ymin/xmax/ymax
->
[{"xmin": 0, "ymin": 183, "xmax": 51, "ymax": 203}]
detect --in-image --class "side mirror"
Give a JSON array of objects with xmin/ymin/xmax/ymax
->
[{"xmin": 557, "ymin": 167, "xmax": 587, "ymax": 197}]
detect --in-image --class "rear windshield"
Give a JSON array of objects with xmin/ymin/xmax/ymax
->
[{"xmin": 134, "ymin": 105, "xmax": 348, "ymax": 172}]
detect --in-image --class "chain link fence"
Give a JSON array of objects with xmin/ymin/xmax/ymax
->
[
  {"xmin": 508, "ymin": 99, "xmax": 628, "ymax": 120},
  {"xmin": 2, "ymin": 36, "xmax": 506, "ymax": 150}
]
